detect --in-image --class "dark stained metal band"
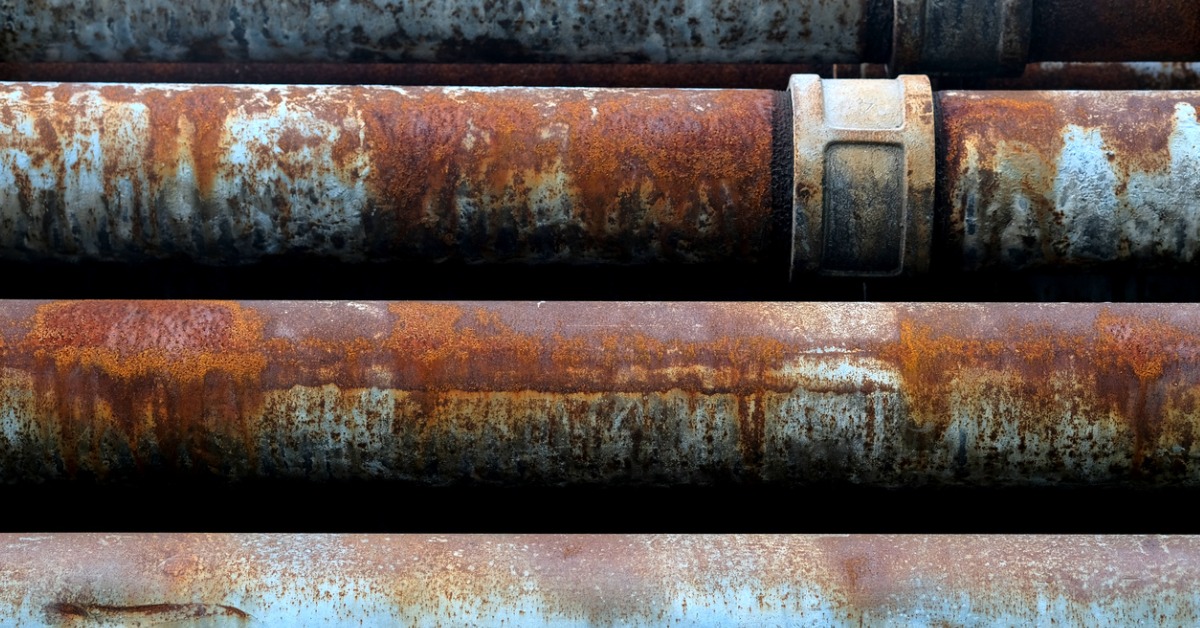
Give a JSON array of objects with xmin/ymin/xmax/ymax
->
[
  {"xmin": 892, "ymin": 0, "xmax": 1033, "ymax": 75},
  {"xmin": 0, "ymin": 0, "xmax": 875, "ymax": 65}
]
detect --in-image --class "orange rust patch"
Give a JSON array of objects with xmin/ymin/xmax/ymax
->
[
  {"xmin": 354, "ymin": 87, "xmax": 777, "ymax": 263},
  {"xmin": 17, "ymin": 301, "xmax": 270, "ymax": 476},
  {"xmin": 882, "ymin": 319, "xmax": 1008, "ymax": 425},
  {"xmin": 939, "ymin": 91, "xmax": 1188, "ymax": 181},
  {"xmin": 882, "ymin": 307, "xmax": 1200, "ymax": 472},
  {"xmin": 28, "ymin": 301, "xmax": 266, "ymax": 382},
  {"xmin": 383, "ymin": 303, "xmax": 792, "ymax": 394},
  {"xmin": 383, "ymin": 303, "xmax": 795, "ymax": 469}
]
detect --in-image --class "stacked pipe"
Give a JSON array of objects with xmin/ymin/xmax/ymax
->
[
  {"xmin": 4, "ymin": 1, "xmax": 1200, "ymax": 625},
  {"xmin": 1, "ymin": 81, "xmax": 1199, "ymax": 276}
]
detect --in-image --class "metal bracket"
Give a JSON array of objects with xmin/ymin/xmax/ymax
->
[
  {"xmin": 892, "ymin": 0, "xmax": 1032, "ymax": 75},
  {"xmin": 788, "ymin": 75, "xmax": 934, "ymax": 278}
]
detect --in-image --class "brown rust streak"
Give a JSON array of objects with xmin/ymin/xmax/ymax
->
[
  {"xmin": 977, "ymin": 63, "xmax": 1200, "ymax": 91},
  {"xmin": 91, "ymin": 84, "xmax": 250, "ymax": 200},
  {"xmin": 883, "ymin": 306, "xmax": 1200, "ymax": 475},
  {"xmin": 937, "ymin": 91, "xmax": 1190, "ymax": 268},
  {"xmin": 17, "ymin": 301, "xmax": 267, "ymax": 476},
  {"xmin": 353, "ymin": 87, "xmax": 777, "ymax": 264}
]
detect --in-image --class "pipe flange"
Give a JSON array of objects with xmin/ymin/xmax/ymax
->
[
  {"xmin": 892, "ymin": 0, "xmax": 1032, "ymax": 75},
  {"xmin": 788, "ymin": 75, "xmax": 934, "ymax": 278}
]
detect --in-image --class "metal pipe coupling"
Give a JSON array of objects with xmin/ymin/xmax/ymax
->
[{"xmin": 788, "ymin": 74, "xmax": 934, "ymax": 278}]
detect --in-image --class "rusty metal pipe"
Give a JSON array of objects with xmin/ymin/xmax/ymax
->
[
  {"xmin": 938, "ymin": 90, "xmax": 1200, "ymax": 272},
  {"xmin": 4, "ymin": 1, "xmax": 1198, "ymax": 74},
  {"xmin": 0, "ymin": 0, "xmax": 894, "ymax": 65},
  {"xmin": 2, "ymin": 534, "xmax": 1198, "ymax": 625},
  {"xmin": 4, "ymin": 300, "xmax": 1200, "ymax": 486},
  {"xmin": 4, "ymin": 81, "xmax": 1200, "ymax": 277},
  {"xmin": 0, "ymin": 82, "xmax": 787, "ymax": 267}
]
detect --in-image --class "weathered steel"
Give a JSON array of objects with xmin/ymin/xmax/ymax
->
[
  {"xmin": 2, "ymin": 301, "xmax": 1200, "ymax": 486},
  {"xmin": 892, "ymin": 0, "xmax": 1032, "ymax": 75},
  {"xmin": 0, "ymin": 62, "xmax": 825, "ymax": 89},
  {"xmin": 938, "ymin": 90, "xmax": 1200, "ymax": 272},
  {"xmin": 6, "ymin": 82, "xmax": 1200, "ymax": 276},
  {"xmin": 0, "ymin": 0, "xmax": 891, "ymax": 65},
  {"xmin": 1, "ymin": 534, "xmax": 1198, "ymax": 626},
  {"xmin": 789, "ymin": 74, "xmax": 934, "ymax": 277},
  {"xmin": 5, "ymin": 1, "xmax": 1200, "ymax": 73},
  {"xmin": 1030, "ymin": 0, "xmax": 1200, "ymax": 63},
  {"xmin": 0, "ymin": 82, "xmax": 783, "ymax": 266}
]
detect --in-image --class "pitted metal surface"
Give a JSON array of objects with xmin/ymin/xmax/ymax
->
[
  {"xmin": 0, "ymin": 301, "xmax": 1199, "ymax": 486},
  {"xmin": 0, "ymin": 0, "xmax": 883, "ymax": 64},
  {"xmin": 938, "ymin": 90, "xmax": 1200, "ymax": 271},
  {"xmin": 2, "ymin": 534, "xmax": 1199, "ymax": 626},
  {"xmin": 789, "ymin": 74, "xmax": 934, "ymax": 277}
]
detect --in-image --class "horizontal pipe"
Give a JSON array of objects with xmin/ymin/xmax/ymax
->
[
  {"xmin": 3, "ymin": 301, "xmax": 1200, "ymax": 486},
  {"xmin": 962, "ymin": 62, "xmax": 1200, "ymax": 91},
  {"xmin": 0, "ymin": 82, "xmax": 786, "ymax": 266},
  {"xmin": 0, "ymin": 0, "xmax": 891, "ymax": 65},
  {"xmin": 2, "ymin": 534, "xmax": 1198, "ymax": 625},
  {"xmin": 938, "ymin": 90, "xmax": 1200, "ymax": 271},
  {"xmin": 3, "ymin": 82, "xmax": 1199, "ymax": 275},
  {"xmin": 4, "ymin": 1, "xmax": 1198, "ymax": 72}
]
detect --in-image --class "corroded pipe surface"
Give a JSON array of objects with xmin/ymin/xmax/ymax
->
[
  {"xmin": 938, "ymin": 90, "xmax": 1200, "ymax": 272},
  {"xmin": 0, "ymin": 0, "xmax": 889, "ymax": 64},
  {"xmin": 0, "ymin": 83, "xmax": 782, "ymax": 266},
  {"xmin": 4, "ymin": 301, "xmax": 1200, "ymax": 486},
  {"xmin": 1, "ymin": 534, "xmax": 1197, "ymax": 626}
]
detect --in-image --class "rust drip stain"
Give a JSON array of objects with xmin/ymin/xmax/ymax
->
[
  {"xmin": 2, "ymin": 302, "xmax": 1200, "ymax": 483},
  {"xmin": 884, "ymin": 307, "xmax": 1200, "ymax": 474},
  {"xmin": 15, "ymin": 301, "xmax": 267, "ymax": 477},
  {"xmin": 380, "ymin": 303, "xmax": 788, "ymax": 466},
  {"xmin": 90, "ymin": 84, "xmax": 238, "ymax": 200},
  {"xmin": 937, "ymin": 91, "xmax": 1199, "ymax": 270},
  {"xmin": 4, "ymin": 84, "xmax": 777, "ymax": 265}
]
